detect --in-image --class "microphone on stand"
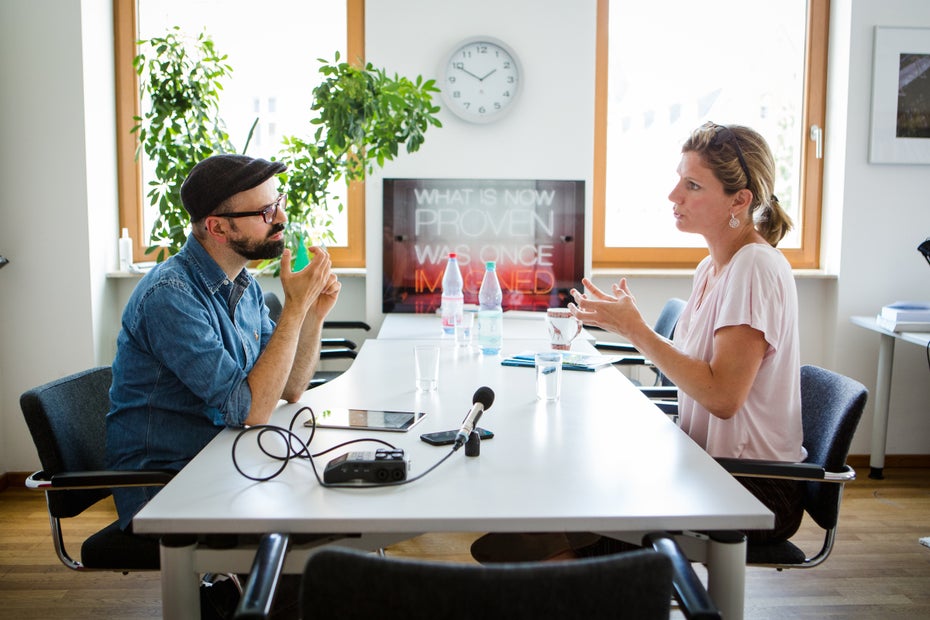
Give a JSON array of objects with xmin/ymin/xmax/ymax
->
[{"xmin": 453, "ymin": 386, "xmax": 495, "ymax": 450}]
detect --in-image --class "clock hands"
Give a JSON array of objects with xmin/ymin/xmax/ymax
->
[
  {"xmin": 458, "ymin": 67, "xmax": 484, "ymax": 81},
  {"xmin": 456, "ymin": 67, "xmax": 498, "ymax": 82}
]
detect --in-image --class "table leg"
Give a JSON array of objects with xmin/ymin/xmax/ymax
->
[
  {"xmin": 706, "ymin": 531, "xmax": 746, "ymax": 620},
  {"xmin": 870, "ymin": 334, "xmax": 896, "ymax": 480},
  {"xmin": 160, "ymin": 535, "xmax": 200, "ymax": 620}
]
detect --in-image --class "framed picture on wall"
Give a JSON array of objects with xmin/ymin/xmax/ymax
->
[
  {"xmin": 869, "ymin": 26, "xmax": 930, "ymax": 164},
  {"xmin": 382, "ymin": 178, "xmax": 585, "ymax": 314}
]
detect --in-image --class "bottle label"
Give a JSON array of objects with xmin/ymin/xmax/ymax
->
[
  {"xmin": 476, "ymin": 309, "xmax": 503, "ymax": 354},
  {"xmin": 441, "ymin": 295, "xmax": 464, "ymax": 334}
]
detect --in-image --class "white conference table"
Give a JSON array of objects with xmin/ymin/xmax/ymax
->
[
  {"xmin": 376, "ymin": 309, "xmax": 597, "ymax": 343},
  {"xmin": 134, "ymin": 314, "xmax": 771, "ymax": 619},
  {"xmin": 850, "ymin": 315, "xmax": 930, "ymax": 479}
]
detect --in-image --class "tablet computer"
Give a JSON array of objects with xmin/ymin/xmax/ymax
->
[{"xmin": 303, "ymin": 408, "xmax": 426, "ymax": 432}]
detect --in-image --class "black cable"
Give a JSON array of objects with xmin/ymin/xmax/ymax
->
[{"xmin": 231, "ymin": 405, "xmax": 459, "ymax": 488}]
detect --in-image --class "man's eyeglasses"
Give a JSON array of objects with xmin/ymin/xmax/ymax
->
[
  {"xmin": 215, "ymin": 193, "xmax": 286, "ymax": 225},
  {"xmin": 703, "ymin": 122, "xmax": 752, "ymax": 190}
]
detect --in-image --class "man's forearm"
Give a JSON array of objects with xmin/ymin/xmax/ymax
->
[
  {"xmin": 281, "ymin": 313, "xmax": 324, "ymax": 401},
  {"xmin": 243, "ymin": 306, "xmax": 307, "ymax": 425}
]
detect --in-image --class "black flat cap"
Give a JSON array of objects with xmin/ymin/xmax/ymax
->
[{"xmin": 180, "ymin": 154, "xmax": 286, "ymax": 222}]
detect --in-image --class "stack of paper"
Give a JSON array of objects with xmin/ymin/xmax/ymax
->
[{"xmin": 876, "ymin": 302, "xmax": 930, "ymax": 332}]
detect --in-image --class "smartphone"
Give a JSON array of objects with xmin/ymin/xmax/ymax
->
[{"xmin": 420, "ymin": 427, "xmax": 494, "ymax": 446}]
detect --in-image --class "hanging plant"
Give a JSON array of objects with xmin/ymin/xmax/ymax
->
[
  {"xmin": 133, "ymin": 31, "xmax": 442, "ymax": 267},
  {"xmin": 269, "ymin": 52, "xmax": 442, "ymax": 270}
]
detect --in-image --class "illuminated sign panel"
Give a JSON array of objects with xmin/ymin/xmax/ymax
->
[{"xmin": 383, "ymin": 179, "xmax": 584, "ymax": 314}]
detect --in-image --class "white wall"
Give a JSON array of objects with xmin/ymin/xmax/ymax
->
[
  {"xmin": 363, "ymin": 0, "xmax": 599, "ymax": 328},
  {"xmin": 0, "ymin": 0, "xmax": 114, "ymax": 472},
  {"xmin": 829, "ymin": 0, "xmax": 930, "ymax": 455},
  {"xmin": 2, "ymin": 0, "xmax": 929, "ymax": 474}
]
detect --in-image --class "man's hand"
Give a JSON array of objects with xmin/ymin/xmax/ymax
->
[
  {"xmin": 309, "ymin": 272, "xmax": 341, "ymax": 323},
  {"xmin": 279, "ymin": 246, "xmax": 332, "ymax": 317}
]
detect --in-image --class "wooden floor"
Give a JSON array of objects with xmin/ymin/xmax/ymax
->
[{"xmin": 1, "ymin": 468, "xmax": 929, "ymax": 619}]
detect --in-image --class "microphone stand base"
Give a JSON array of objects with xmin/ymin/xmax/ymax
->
[{"xmin": 465, "ymin": 430, "xmax": 481, "ymax": 457}]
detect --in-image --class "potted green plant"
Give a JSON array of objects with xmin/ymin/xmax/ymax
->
[
  {"xmin": 133, "ymin": 30, "xmax": 441, "ymax": 264},
  {"xmin": 133, "ymin": 27, "xmax": 236, "ymax": 262},
  {"xmin": 276, "ymin": 52, "xmax": 441, "ymax": 259}
]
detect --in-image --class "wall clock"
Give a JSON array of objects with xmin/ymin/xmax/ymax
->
[{"xmin": 440, "ymin": 37, "xmax": 522, "ymax": 124}]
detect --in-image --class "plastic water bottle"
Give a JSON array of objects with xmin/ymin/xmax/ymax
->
[
  {"xmin": 118, "ymin": 228, "xmax": 133, "ymax": 272},
  {"xmin": 440, "ymin": 253, "xmax": 464, "ymax": 335},
  {"xmin": 477, "ymin": 261, "xmax": 503, "ymax": 355}
]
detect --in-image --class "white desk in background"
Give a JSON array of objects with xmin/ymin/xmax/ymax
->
[
  {"xmin": 851, "ymin": 315, "xmax": 930, "ymax": 479},
  {"xmin": 134, "ymin": 326, "xmax": 771, "ymax": 619}
]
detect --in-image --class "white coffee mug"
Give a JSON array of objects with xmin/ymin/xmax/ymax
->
[{"xmin": 546, "ymin": 308, "xmax": 582, "ymax": 351}]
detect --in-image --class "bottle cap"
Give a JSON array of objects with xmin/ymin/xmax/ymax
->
[
  {"xmin": 121, "ymin": 228, "xmax": 129, "ymax": 238},
  {"xmin": 486, "ymin": 261, "xmax": 496, "ymax": 269},
  {"xmin": 449, "ymin": 252, "xmax": 456, "ymax": 259}
]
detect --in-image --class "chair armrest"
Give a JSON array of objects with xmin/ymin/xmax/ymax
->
[
  {"xmin": 594, "ymin": 341, "xmax": 638, "ymax": 354},
  {"xmin": 321, "ymin": 337, "xmax": 358, "ymax": 350},
  {"xmin": 643, "ymin": 532, "xmax": 721, "ymax": 620},
  {"xmin": 234, "ymin": 533, "xmax": 290, "ymax": 620},
  {"xmin": 718, "ymin": 458, "xmax": 856, "ymax": 483},
  {"xmin": 26, "ymin": 469, "xmax": 175, "ymax": 490},
  {"xmin": 319, "ymin": 348, "xmax": 358, "ymax": 360},
  {"xmin": 714, "ymin": 457, "xmax": 838, "ymax": 481},
  {"xmin": 639, "ymin": 386, "xmax": 679, "ymax": 399},
  {"xmin": 323, "ymin": 321, "xmax": 371, "ymax": 331},
  {"xmin": 636, "ymin": 386, "xmax": 679, "ymax": 417},
  {"xmin": 611, "ymin": 355, "xmax": 649, "ymax": 366},
  {"xmin": 654, "ymin": 401, "xmax": 679, "ymax": 416}
]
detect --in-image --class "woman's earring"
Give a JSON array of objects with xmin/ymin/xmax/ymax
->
[{"xmin": 728, "ymin": 213, "xmax": 740, "ymax": 229}]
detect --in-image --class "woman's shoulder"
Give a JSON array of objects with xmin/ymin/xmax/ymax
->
[{"xmin": 731, "ymin": 243, "xmax": 791, "ymax": 273}]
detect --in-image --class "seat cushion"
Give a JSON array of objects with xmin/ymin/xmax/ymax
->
[
  {"xmin": 746, "ymin": 540, "xmax": 806, "ymax": 565},
  {"xmin": 81, "ymin": 520, "xmax": 160, "ymax": 570}
]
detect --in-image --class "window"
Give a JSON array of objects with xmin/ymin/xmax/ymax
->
[
  {"xmin": 114, "ymin": 0, "xmax": 365, "ymax": 267},
  {"xmin": 593, "ymin": 0, "xmax": 827, "ymax": 269}
]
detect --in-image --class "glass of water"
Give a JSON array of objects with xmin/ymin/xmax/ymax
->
[{"xmin": 535, "ymin": 351, "xmax": 562, "ymax": 401}]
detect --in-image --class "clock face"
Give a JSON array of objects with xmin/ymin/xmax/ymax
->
[{"xmin": 440, "ymin": 38, "xmax": 522, "ymax": 124}]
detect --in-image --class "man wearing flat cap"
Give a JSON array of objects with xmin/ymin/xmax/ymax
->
[{"xmin": 106, "ymin": 154, "xmax": 340, "ymax": 531}]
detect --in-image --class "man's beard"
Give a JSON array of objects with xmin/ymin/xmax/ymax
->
[{"xmin": 229, "ymin": 224, "xmax": 286, "ymax": 260}]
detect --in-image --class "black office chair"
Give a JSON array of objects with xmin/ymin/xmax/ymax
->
[
  {"xmin": 263, "ymin": 291, "xmax": 371, "ymax": 387},
  {"xmin": 595, "ymin": 297, "xmax": 686, "ymax": 387},
  {"xmin": 20, "ymin": 366, "xmax": 174, "ymax": 571},
  {"xmin": 660, "ymin": 365, "xmax": 868, "ymax": 569},
  {"xmin": 233, "ymin": 532, "xmax": 720, "ymax": 620}
]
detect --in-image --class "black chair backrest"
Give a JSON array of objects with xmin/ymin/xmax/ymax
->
[
  {"xmin": 799, "ymin": 364, "xmax": 868, "ymax": 530},
  {"xmin": 654, "ymin": 298, "xmax": 686, "ymax": 340},
  {"xmin": 654, "ymin": 298, "xmax": 686, "ymax": 386},
  {"xmin": 20, "ymin": 367, "xmax": 113, "ymax": 519},
  {"xmin": 263, "ymin": 291, "xmax": 283, "ymax": 322},
  {"xmin": 264, "ymin": 290, "xmax": 371, "ymax": 334},
  {"xmin": 301, "ymin": 547, "xmax": 674, "ymax": 620}
]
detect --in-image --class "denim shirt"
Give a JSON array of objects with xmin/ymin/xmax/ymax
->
[{"xmin": 106, "ymin": 234, "xmax": 273, "ymax": 529}]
